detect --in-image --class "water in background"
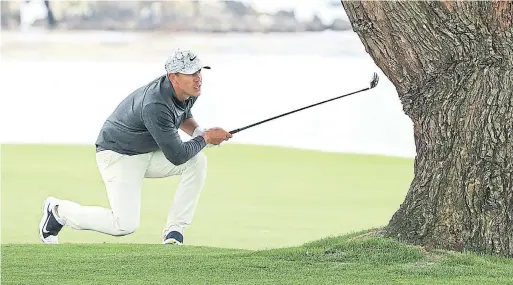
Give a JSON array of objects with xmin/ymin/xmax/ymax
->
[{"xmin": 0, "ymin": 31, "xmax": 416, "ymax": 158}]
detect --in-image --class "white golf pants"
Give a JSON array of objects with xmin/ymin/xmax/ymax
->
[{"xmin": 56, "ymin": 149, "xmax": 207, "ymax": 237}]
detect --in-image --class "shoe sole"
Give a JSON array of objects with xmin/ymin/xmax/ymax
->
[
  {"xmin": 163, "ymin": 238, "xmax": 183, "ymax": 245},
  {"xmin": 39, "ymin": 197, "xmax": 59, "ymax": 244}
]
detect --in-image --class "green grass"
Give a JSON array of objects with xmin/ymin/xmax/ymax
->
[
  {"xmin": 3, "ymin": 232, "xmax": 512, "ymax": 285},
  {"xmin": 1, "ymin": 143, "xmax": 413, "ymax": 249},
  {"xmin": 3, "ymin": 144, "xmax": 512, "ymax": 284}
]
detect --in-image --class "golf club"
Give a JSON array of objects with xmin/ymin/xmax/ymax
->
[{"xmin": 229, "ymin": 72, "xmax": 380, "ymax": 135}]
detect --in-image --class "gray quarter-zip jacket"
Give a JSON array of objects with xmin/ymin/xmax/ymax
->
[{"xmin": 95, "ymin": 75, "xmax": 206, "ymax": 165}]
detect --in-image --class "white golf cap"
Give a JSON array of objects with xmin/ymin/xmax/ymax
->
[{"xmin": 164, "ymin": 49, "xmax": 211, "ymax": 75}]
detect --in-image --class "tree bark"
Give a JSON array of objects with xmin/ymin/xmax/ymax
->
[{"xmin": 341, "ymin": 1, "xmax": 513, "ymax": 257}]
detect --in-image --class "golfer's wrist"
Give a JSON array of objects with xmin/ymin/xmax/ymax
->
[
  {"xmin": 202, "ymin": 132, "xmax": 210, "ymax": 144},
  {"xmin": 193, "ymin": 126, "xmax": 205, "ymax": 137}
]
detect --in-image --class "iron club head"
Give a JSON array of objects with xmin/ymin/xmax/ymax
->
[{"xmin": 370, "ymin": 72, "xmax": 379, "ymax": 89}]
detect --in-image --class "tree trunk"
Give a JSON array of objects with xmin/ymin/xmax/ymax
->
[{"xmin": 341, "ymin": 1, "xmax": 513, "ymax": 257}]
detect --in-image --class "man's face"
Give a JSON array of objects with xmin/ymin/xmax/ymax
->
[{"xmin": 173, "ymin": 70, "xmax": 202, "ymax": 98}]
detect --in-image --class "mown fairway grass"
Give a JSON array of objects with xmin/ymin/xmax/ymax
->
[
  {"xmin": 3, "ymin": 232, "xmax": 512, "ymax": 285},
  {"xmin": 2, "ymin": 144, "xmax": 512, "ymax": 284},
  {"xmin": 1, "ymin": 143, "xmax": 413, "ymax": 249}
]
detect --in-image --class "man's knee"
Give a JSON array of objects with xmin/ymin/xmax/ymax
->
[
  {"xmin": 186, "ymin": 152, "xmax": 207, "ymax": 171},
  {"xmin": 112, "ymin": 216, "xmax": 139, "ymax": 236}
]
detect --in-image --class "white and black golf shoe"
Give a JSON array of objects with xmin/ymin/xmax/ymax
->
[
  {"xmin": 163, "ymin": 230, "xmax": 184, "ymax": 245},
  {"xmin": 39, "ymin": 197, "xmax": 65, "ymax": 244}
]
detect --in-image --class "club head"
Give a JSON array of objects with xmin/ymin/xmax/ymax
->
[{"xmin": 370, "ymin": 72, "xmax": 379, "ymax": 89}]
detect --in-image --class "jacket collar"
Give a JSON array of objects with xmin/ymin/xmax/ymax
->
[{"xmin": 163, "ymin": 74, "xmax": 188, "ymax": 106}]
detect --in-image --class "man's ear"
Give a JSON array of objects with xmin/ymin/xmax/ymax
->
[{"xmin": 168, "ymin": 73, "xmax": 177, "ymax": 82}]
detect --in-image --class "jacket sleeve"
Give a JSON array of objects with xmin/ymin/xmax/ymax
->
[{"xmin": 142, "ymin": 102, "xmax": 206, "ymax": 165}]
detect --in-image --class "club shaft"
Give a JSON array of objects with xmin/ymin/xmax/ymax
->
[{"xmin": 229, "ymin": 86, "xmax": 370, "ymax": 134}]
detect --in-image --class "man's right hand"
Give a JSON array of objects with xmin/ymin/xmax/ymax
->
[{"xmin": 202, "ymin": 128, "xmax": 233, "ymax": 145}]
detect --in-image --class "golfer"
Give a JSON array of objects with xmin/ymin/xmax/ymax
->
[{"xmin": 39, "ymin": 49, "xmax": 232, "ymax": 245}]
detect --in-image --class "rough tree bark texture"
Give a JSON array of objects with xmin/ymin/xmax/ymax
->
[{"xmin": 341, "ymin": 1, "xmax": 513, "ymax": 257}]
